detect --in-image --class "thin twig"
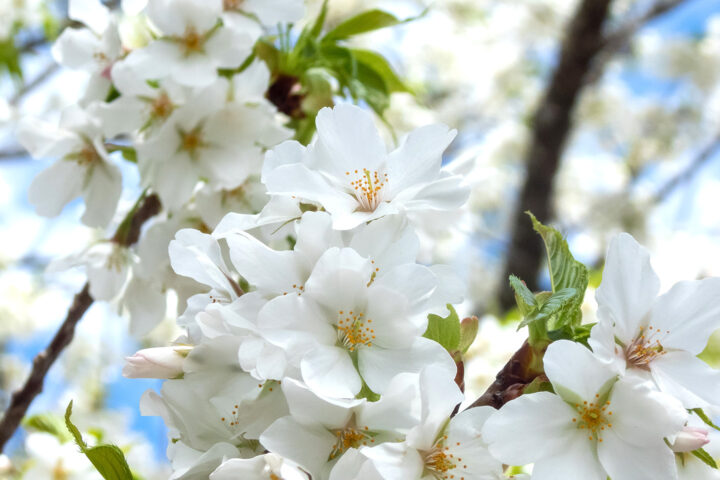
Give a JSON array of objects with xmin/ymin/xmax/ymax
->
[
  {"xmin": 0, "ymin": 194, "xmax": 162, "ymax": 453},
  {"xmin": 0, "ymin": 149, "xmax": 28, "ymax": 160},
  {"xmin": 653, "ymin": 132, "xmax": 720, "ymax": 203},
  {"xmin": 586, "ymin": 0, "xmax": 690, "ymax": 84},
  {"xmin": 10, "ymin": 63, "xmax": 60, "ymax": 106}
]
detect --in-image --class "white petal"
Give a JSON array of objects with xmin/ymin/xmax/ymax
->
[
  {"xmin": 28, "ymin": 160, "xmax": 86, "ymax": 218},
  {"xmin": 169, "ymin": 229, "xmax": 235, "ymax": 294},
  {"xmin": 259, "ymin": 417, "xmax": 336, "ymax": 477},
  {"xmin": 598, "ymin": 427, "xmax": 678, "ymax": 480},
  {"xmin": 17, "ymin": 117, "xmax": 83, "ymax": 158},
  {"xmin": 282, "ymin": 378, "xmax": 356, "ymax": 429},
  {"xmin": 543, "ymin": 340, "xmax": 616, "ymax": 403},
  {"xmin": 329, "ymin": 448, "xmax": 384, "ymax": 480},
  {"xmin": 386, "ymin": 124, "xmax": 456, "ymax": 196},
  {"xmin": 204, "ymin": 27, "xmax": 253, "ymax": 69},
  {"xmin": 125, "ymin": 277, "xmax": 166, "ymax": 337},
  {"xmin": 359, "ymin": 337, "xmax": 455, "ymax": 396},
  {"xmin": 210, "ymin": 457, "xmax": 267, "ymax": 480},
  {"xmin": 649, "ymin": 277, "xmax": 720, "ymax": 354},
  {"xmin": 314, "ymin": 104, "xmax": 387, "ymax": 177},
  {"xmin": 81, "ymin": 161, "xmax": 122, "ymax": 227},
  {"xmin": 264, "ymin": 163, "xmax": 356, "ymax": 214},
  {"xmin": 608, "ymin": 377, "xmax": 687, "ymax": 447},
  {"xmin": 482, "ymin": 392, "xmax": 578, "ymax": 466},
  {"xmin": 69, "ymin": 0, "xmax": 110, "ymax": 33},
  {"xmin": 531, "ymin": 429, "xmax": 606, "ymax": 480},
  {"xmin": 225, "ymin": 231, "xmax": 302, "ymax": 295},
  {"xmin": 596, "ymin": 233, "xmax": 660, "ymax": 342},
  {"xmin": 651, "ymin": 351, "xmax": 720, "ymax": 409},
  {"xmin": 301, "ymin": 345, "xmax": 361, "ymax": 398},
  {"xmin": 52, "ymin": 28, "xmax": 103, "ymax": 70},
  {"xmin": 398, "ymin": 174, "xmax": 469, "ymax": 211}
]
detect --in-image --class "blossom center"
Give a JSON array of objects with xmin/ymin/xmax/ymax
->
[
  {"xmin": 423, "ymin": 434, "xmax": 468, "ymax": 480},
  {"xmin": 625, "ymin": 325, "xmax": 668, "ymax": 370},
  {"xmin": 346, "ymin": 169, "xmax": 388, "ymax": 212},
  {"xmin": 336, "ymin": 310, "xmax": 375, "ymax": 352},
  {"xmin": 180, "ymin": 27, "xmax": 205, "ymax": 55},
  {"xmin": 223, "ymin": 0, "xmax": 244, "ymax": 10},
  {"xmin": 177, "ymin": 126, "xmax": 207, "ymax": 157},
  {"xmin": 572, "ymin": 399, "xmax": 612, "ymax": 442},
  {"xmin": 70, "ymin": 145, "xmax": 101, "ymax": 166},
  {"xmin": 150, "ymin": 93, "xmax": 174, "ymax": 120},
  {"xmin": 329, "ymin": 425, "xmax": 374, "ymax": 459}
]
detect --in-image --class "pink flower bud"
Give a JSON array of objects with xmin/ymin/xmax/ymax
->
[
  {"xmin": 671, "ymin": 426, "xmax": 710, "ymax": 453},
  {"xmin": 122, "ymin": 346, "xmax": 192, "ymax": 379}
]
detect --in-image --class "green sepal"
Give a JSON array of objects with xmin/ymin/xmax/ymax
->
[
  {"xmin": 423, "ymin": 304, "xmax": 461, "ymax": 352},
  {"xmin": 691, "ymin": 447, "xmax": 718, "ymax": 469},
  {"xmin": 691, "ymin": 408, "xmax": 720, "ymax": 432},
  {"xmin": 65, "ymin": 401, "xmax": 134, "ymax": 480},
  {"xmin": 458, "ymin": 316, "xmax": 479, "ymax": 354},
  {"xmin": 522, "ymin": 376, "xmax": 553, "ymax": 395}
]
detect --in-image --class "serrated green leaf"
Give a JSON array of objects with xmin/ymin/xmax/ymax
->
[
  {"xmin": 458, "ymin": 316, "xmax": 479, "ymax": 354},
  {"xmin": 424, "ymin": 304, "xmax": 461, "ymax": 352},
  {"xmin": 323, "ymin": 9, "xmax": 419, "ymax": 42},
  {"xmin": 691, "ymin": 447, "xmax": 718, "ymax": 469},
  {"xmin": 534, "ymin": 288, "xmax": 577, "ymax": 321},
  {"xmin": 691, "ymin": 408, "xmax": 720, "ymax": 432},
  {"xmin": 528, "ymin": 212, "xmax": 588, "ymax": 327},
  {"xmin": 509, "ymin": 275, "xmax": 536, "ymax": 316},
  {"xmin": 65, "ymin": 401, "xmax": 134, "ymax": 480},
  {"xmin": 349, "ymin": 49, "xmax": 410, "ymax": 93},
  {"xmin": 23, "ymin": 413, "xmax": 72, "ymax": 442},
  {"xmin": 517, "ymin": 288, "xmax": 577, "ymax": 330}
]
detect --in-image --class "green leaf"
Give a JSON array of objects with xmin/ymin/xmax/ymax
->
[
  {"xmin": 691, "ymin": 447, "xmax": 718, "ymax": 469},
  {"xmin": 23, "ymin": 413, "xmax": 72, "ymax": 442},
  {"xmin": 529, "ymin": 212, "xmax": 588, "ymax": 327},
  {"xmin": 691, "ymin": 408, "xmax": 720, "ymax": 432},
  {"xmin": 509, "ymin": 275, "xmax": 536, "ymax": 316},
  {"xmin": 323, "ymin": 9, "xmax": 420, "ymax": 42},
  {"xmin": 0, "ymin": 38, "xmax": 22, "ymax": 80},
  {"xmin": 458, "ymin": 316, "xmax": 479, "ymax": 354},
  {"xmin": 118, "ymin": 146, "xmax": 137, "ymax": 164},
  {"xmin": 65, "ymin": 401, "xmax": 134, "ymax": 480},
  {"xmin": 516, "ymin": 288, "xmax": 577, "ymax": 330},
  {"xmin": 349, "ymin": 49, "xmax": 410, "ymax": 93},
  {"xmin": 424, "ymin": 304, "xmax": 461, "ymax": 352}
]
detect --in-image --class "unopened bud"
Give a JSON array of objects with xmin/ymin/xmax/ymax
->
[
  {"xmin": 671, "ymin": 426, "xmax": 710, "ymax": 453},
  {"xmin": 122, "ymin": 346, "xmax": 192, "ymax": 379}
]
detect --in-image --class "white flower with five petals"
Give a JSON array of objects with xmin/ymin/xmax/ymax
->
[{"xmin": 262, "ymin": 104, "xmax": 470, "ymax": 230}]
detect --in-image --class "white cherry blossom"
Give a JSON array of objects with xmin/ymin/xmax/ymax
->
[
  {"xmin": 120, "ymin": 0, "xmax": 254, "ymax": 87},
  {"xmin": 482, "ymin": 340, "xmax": 688, "ymax": 480},
  {"xmin": 589, "ymin": 233, "xmax": 720, "ymax": 408},
  {"xmin": 262, "ymin": 104, "xmax": 470, "ymax": 230},
  {"xmin": 17, "ymin": 105, "xmax": 122, "ymax": 227}
]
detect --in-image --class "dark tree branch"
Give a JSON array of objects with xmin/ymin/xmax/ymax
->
[
  {"xmin": 497, "ymin": 0, "xmax": 615, "ymax": 311},
  {"xmin": 0, "ymin": 194, "xmax": 161, "ymax": 453}
]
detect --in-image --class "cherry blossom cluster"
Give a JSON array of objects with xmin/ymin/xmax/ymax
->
[
  {"xmin": 14, "ymin": 0, "xmax": 720, "ymax": 478},
  {"xmin": 17, "ymin": 0, "xmax": 300, "ymax": 336},
  {"xmin": 125, "ymin": 103, "xmax": 495, "ymax": 479}
]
